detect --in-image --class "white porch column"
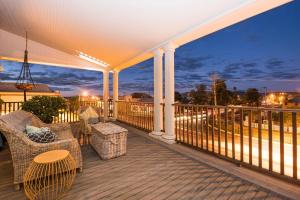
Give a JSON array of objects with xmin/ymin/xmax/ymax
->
[
  {"xmin": 162, "ymin": 43, "xmax": 177, "ymax": 144},
  {"xmin": 150, "ymin": 49, "xmax": 163, "ymax": 138},
  {"xmin": 103, "ymin": 70, "xmax": 109, "ymax": 120},
  {"xmin": 113, "ymin": 70, "xmax": 119, "ymax": 119}
]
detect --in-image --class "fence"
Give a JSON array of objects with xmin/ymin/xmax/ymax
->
[
  {"xmin": 1, "ymin": 100, "xmax": 300, "ymax": 182},
  {"xmin": 53, "ymin": 100, "xmax": 114, "ymax": 123},
  {"xmin": 174, "ymin": 104, "xmax": 300, "ymax": 182},
  {"xmin": 0, "ymin": 102, "xmax": 23, "ymax": 115},
  {"xmin": 0, "ymin": 100, "xmax": 114, "ymax": 123},
  {"xmin": 116, "ymin": 101, "xmax": 154, "ymax": 131}
]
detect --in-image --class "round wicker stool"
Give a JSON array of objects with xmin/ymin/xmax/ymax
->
[{"xmin": 24, "ymin": 150, "xmax": 76, "ymax": 200}]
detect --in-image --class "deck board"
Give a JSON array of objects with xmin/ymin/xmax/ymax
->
[{"xmin": 0, "ymin": 124, "xmax": 289, "ymax": 200}]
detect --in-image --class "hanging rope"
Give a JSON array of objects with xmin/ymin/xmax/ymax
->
[{"xmin": 16, "ymin": 31, "xmax": 35, "ymax": 91}]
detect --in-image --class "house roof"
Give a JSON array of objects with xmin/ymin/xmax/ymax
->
[
  {"xmin": 0, "ymin": 82, "xmax": 55, "ymax": 93},
  {"xmin": 0, "ymin": 0, "xmax": 292, "ymax": 72},
  {"xmin": 288, "ymin": 97, "xmax": 300, "ymax": 103}
]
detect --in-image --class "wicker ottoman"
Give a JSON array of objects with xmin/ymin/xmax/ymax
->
[{"xmin": 90, "ymin": 123, "xmax": 127, "ymax": 160}]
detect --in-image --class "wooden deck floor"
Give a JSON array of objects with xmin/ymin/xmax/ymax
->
[{"xmin": 0, "ymin": 125, "xmax": 289, "ymax": 200}]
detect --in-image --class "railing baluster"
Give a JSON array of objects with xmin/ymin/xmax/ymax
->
[
  {"xmin": 187, "ymin": 106, "xmax": 190, "ymax": 145},
  {"xmin": 179, "ymin": 105, "xmax": 182, "ymax": 142},
  {"xmin": 144, "ymin": 103, "xmax": 147, "ymax": 130},
  {"xmin": 248, "ymin": 110, "xmax": 252, "ymax": 165},
  {"xmin": 279, "ymin": 111, "xmax": 284, "ymax": 175},
  {"xmin": 206, "ymin": 107, "xmax": 209, "ymax": 150},
  {"xmin": 268, "ymin": 111, "xmax": 273, "ymax": 172},
  {"xmin": 191, "ymin": 105, "xmax": 194, "ymax": 146},
  {"xmin": 225, "ymin": 108, "xmax": 228, "ymax": 157},
  {"xmin": 175, "ymin": 105, "xmax": 178, "ymax": 141},
  {"xmin": 144, "ymin": 104, "xmax": 146, "ymax": 130},
  {"xmin": 212, "ymin": 107, "xmax": 215, "ymax": 153},
  {"xmin": 232, "ymin": 108, "xmax": 235, "ymax": 160},
  {"xmin": 218, "ymin": 108, "xmax": 221, "ymax": 155},
  {"xmin": 200, "ymin": 107, "xmax": 204, "ymax": 149},
  {"xmin": 292, "ymin": 112, "xmax": 297, "ymax": 179},
  {"xmin": 147, "ymin": 104, "xmax": 149, "ymax": 130},
  {"xmin": 258, "ymin": 110, "xmax": 262, "ymax": 168},
  {"xmin": 240, "ymin": 109, "xmax": 244, "ymax": 162},
  {"xmin": 183, "ymin": 105, "xmax": 186, "ymax": 143},
  {"xmin": 196, "ymin": 106, "xmax": 199, "ymax": 148}
]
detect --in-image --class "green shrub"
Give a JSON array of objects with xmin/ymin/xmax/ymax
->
[
  {"xmin": 22, "ymin": 96, "xmax": 67, "ymax": 123},
  {"xmin": 67, "ymin": 96, "xmax": 80, "ymax": 112}
]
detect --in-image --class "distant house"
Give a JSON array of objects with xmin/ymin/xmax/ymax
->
[
  {"xmin": 287, "ymin": 96, "xmax": 300, "ymax": 107},
  {"xmin": 0, "ymin": 82, "xmax": 61, "ymax": 102},
  {"xmin": 119, "ymin": 93, "xmax": 153, "ymax": 103}
]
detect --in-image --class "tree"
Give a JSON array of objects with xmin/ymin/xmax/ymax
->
[
  {"xmin": 131, "ymin": 92, "xmax": 152, "ymax": 99},
  {"xmin": 67, "ymin": 96, "xmax": 80, "ymax": 112},
  {"xmin": 230, "ymin": 86, "xmax": 241, "ymax": 105},
  {"xmin": 243, "ymin": 88, "xmax": 261, "ymax": 106},
  {"xmin": 175, "ymin": 91, "xmax": 190, "ymax": 104},
  {"xmin": 175, "ymin": 91, "xmax": 182, "ymax": 102},
  {"xmin": 211, "ymin": 79, "xmax": 232, "ymax": 106},
  {"xmin": 22, "ymin": 96, "xmax": 67, "ymax": 123},
  {"xmin": 190, "ymin": 84, "xmax": 208, "ymax": 105}
]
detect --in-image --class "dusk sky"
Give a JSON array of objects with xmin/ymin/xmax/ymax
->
[{"xmin": 0, "ymin": 1, "xmax": 299, "ymax": 97}]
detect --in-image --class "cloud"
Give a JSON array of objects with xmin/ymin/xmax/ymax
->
[
  {"xmin": 0, "ymin": 72, "xmax": 17, "ymax": 80},
  {"xmin": 243, "ymin": 62, "xmax": 257, "ymax": 68},
  {"xmin": 175, "ymin": 55, "xmax": 212, "ymax": 71},
  {"xmin": 119, "ymin": 82, "xmax": 153, "ymax": 93},
  {"xmin": 266, "ymin": 58, "xmax": 284, "ymax": 69},
  {"xmin": 50, "ymin": 86, "xmax": 73, "ymax": 92},
  {"xmin": 270, "ymin": 71, "xmax": 300, "ymax": 79},
  {"xmin": 224, "ymin": 63, "xmax": 241, "ymax": 73}
]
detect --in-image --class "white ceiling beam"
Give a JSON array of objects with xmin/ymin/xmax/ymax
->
[
  {"xmin": 0, "ymin": 29, "xmax": 105, "ymax": 71},
  {"xmin": 113, "ymin": 0, "xmax": 292, "ymax": 72},
  {"xmin": 0, "ymin": 0, "xmax": 293, "ymax": 72}
]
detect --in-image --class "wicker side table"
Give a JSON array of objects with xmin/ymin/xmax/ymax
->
[{"xmin": 24, "ymin": 150, "xmax": 76, "ymax": 200}]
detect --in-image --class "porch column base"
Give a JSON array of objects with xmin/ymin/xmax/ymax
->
[
  {"xmin": 149, "ymin": 131, "xmax": 163, "ymax": 139},
  {"xmin": 160, "ymin": 134, "xmax": 176, "ymax": 144},
  {"xmin": 109, "ymin": 118, "xmax": 117, "ymax": 121}
]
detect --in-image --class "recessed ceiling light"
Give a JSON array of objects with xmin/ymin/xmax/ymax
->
[{"xmin": 78, "ymin": 51, "xmax": 109, "ymax": 67}]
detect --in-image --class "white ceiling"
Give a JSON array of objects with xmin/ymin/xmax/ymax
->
[{"xmin": 0, "ymin": 0, "xmax": 292, "ymax": 72}]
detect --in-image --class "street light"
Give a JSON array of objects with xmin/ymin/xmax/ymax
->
[{"xmin": 82, "ymin": 91, "xmax": 88, "ymax": 97}]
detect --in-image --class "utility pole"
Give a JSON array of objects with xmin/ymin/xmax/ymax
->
[
  {"xmin": 211, "ymin": 73, "xmax": 218, "ymax": 106},
  {"xmin": 263, "ymin": 86, "xmax": 267, "ymax": 105}
]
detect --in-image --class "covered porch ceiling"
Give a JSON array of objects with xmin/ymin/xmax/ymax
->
[{"xmin": 0, "ymin": 0, "xmax": 292, "ymax": 72}]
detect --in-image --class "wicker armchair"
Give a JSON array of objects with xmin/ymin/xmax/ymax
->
[
  {"xmin": 78, "ymin": 106, "xmax": 101, "ymax": 144},
  {"xmin": 0, "ymin": 110, "xmax": 83, "ymax": 190}
]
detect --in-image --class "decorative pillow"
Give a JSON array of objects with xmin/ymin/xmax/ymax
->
[
  {"xmin": 25, "ymin": 125, "xmax": 56, "ymax": 143},
  {"xmin": 79, "ymin": 106, "xmax": 99, "ymax": 124}
]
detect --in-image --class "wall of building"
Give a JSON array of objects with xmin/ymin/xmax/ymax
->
[{"xmin": 0, "ymin": 92, "xmax": 61, "ymax": 102}]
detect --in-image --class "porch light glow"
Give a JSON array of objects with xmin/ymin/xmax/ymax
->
[
  {"xmin": 78, "ymin": 51, "xmax": 109, "ymax": 67},
  {"xmin": 82, "ymin": 91, "xmax": 88, "ymax": 96}
]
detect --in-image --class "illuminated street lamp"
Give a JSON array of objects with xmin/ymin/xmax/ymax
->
[{"xmin": 82, "ymin": 91, "xmax": 88, "ymax": 97}]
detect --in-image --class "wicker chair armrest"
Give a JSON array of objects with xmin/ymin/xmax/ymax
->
[
  {"xmin": 45, "ymin": 123, "xmax": 72, "ymax": 132},
  {"xmin": 33, "ymin": 138, "xmax": 79, "ymax": 150},
  {"xmin": 19, "ymin": 139, "xmax": 82, "ymax": 179}
]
